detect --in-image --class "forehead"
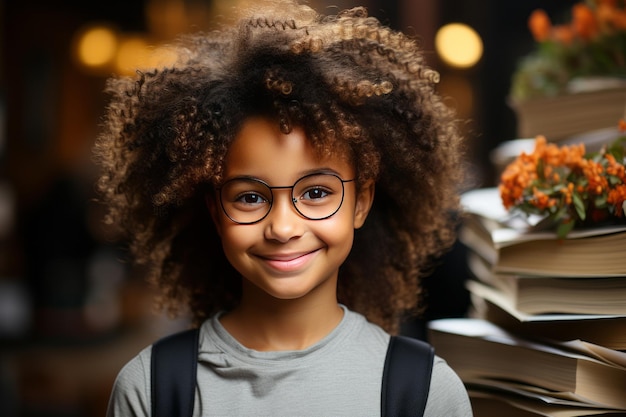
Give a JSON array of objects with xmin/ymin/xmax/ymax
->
[{"xmin": 224, "ymin": 117, "xmax": 354, "ymax": 182}]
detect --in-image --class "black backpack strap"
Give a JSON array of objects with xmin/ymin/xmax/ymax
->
[
  {"xmin": 381, "ymin": 335, "xmax": 435, "ymax": 417},
  {"xmin": 150, "ymin": 328, "xmax": 200, "ymax": 417}
]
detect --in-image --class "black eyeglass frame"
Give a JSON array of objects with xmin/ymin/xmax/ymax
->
[{"xmin": 218, "ymin": 173, "xmax": 355, "ymax": 225}]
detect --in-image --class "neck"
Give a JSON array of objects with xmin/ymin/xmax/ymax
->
[{"xmin": 220, "ymin": 283, "xmax": 344, "ymax": 351}]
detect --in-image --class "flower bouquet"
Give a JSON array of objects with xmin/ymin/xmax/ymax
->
[
  {"xmin": 499, "ymin": 122, "xmax": 626, "ymax": 238},
  {"xmin": 512, "ymin": 0, "xmax": 626, "ymax": 101},
  {"xmin": 509, "ymin": 0, "xmax": 626, "ymax": 140}
]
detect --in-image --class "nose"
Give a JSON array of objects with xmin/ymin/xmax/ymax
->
[{"xmin": 263, "ymin": 190, "xmax": 304, "ymax": 242}]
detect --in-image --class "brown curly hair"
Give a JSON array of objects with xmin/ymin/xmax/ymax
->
[{"xmin": 94, "ymin": 0, "xmax": 464, "ymax": 335}]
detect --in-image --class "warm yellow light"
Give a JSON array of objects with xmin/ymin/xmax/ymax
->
[
  {"xmin": 143, "ymin": 46, "xmax": 179, "ymax": 70},
  {"xmin": 76, "ymin": 26, "xmax": 117, "ymax": 68},
  {"xmin": 114, "ymin": 36, "xmax": 150, "ymax": 74},
  {"xmin": 435, "ymin": 23, "xmax": 483, "ymax": 68}
]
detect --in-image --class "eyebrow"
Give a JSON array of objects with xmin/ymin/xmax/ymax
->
[{"xmin": 223, "ymin": 168, "xmax": 346, "ymax": 184}]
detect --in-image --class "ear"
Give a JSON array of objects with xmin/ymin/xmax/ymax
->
[
  {"xmin": 205, "ymin": 192, "xmax": 223, "ymax": 237},
  {"xmin": 353, "ymin": 179, "xmax": 375, "ymax": 229}
]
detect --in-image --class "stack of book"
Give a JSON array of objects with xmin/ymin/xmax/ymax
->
[
  {"xmin": 510, "ymin": 85, "xmax": 626, "ymax": 142},
  {"xmin": 429, "ymin": 187, "xmax": 626, "ymax": 416}
]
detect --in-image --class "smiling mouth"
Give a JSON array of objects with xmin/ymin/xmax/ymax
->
[{"xmin": 258, "ymin": 250, "xmax": 319, "ymax": 272}]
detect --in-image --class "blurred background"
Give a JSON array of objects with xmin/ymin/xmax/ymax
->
[{"xmin": 0, "ymin": 0, "xmax": 586, "ymax": 415}]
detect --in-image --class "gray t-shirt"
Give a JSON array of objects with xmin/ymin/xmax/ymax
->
[{"xmin": 107, "ymin": 307, "xmax": 472, "ymax": 416}]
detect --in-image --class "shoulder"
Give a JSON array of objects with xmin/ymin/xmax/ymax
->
[
  {"xmin": 426, "ymin": 356, "xmax": 473, "ymax": 416},
  {"xmin": 343, "ymin": 307, "xmax": 390, "ymax": 345},
  {"xmin": 106, "ymin": 345, "xmax": 153, "ymax": 417}
]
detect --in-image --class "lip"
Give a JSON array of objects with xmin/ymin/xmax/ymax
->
[{"xmin": 257, "ymin": 250, "xmax": 320, "ymax": 273}]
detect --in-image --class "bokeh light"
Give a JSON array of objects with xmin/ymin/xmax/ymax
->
[
  {"xmin": 435, "ymin": 23, "xmax": 483, "ymax": 68},
  {"xmin": 75, "ymin": 25, "xmax": 118, "ymax": 69}
]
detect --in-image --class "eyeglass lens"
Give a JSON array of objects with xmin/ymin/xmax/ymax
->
[{"xmin": 220, "ymin": 173, "xmax": 347, "ymax": 224}]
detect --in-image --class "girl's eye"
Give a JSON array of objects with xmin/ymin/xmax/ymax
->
[
  {"xmin": 301, "ymin": 187, "xmax": 331, "ymax": 201},
  {"xmin": 235, "ymin": 192, "xmax": 268, "ymax": 205}
]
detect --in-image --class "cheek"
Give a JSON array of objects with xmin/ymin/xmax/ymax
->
[
  {"xmin": 315, "ymin": 211, "xmax": 356, "ymax": 248},
  {"xmin": 219, "ymin": 223, "xmax": 255, "ymax": 254}
]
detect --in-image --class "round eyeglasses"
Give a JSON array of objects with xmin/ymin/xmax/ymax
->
[{"xmin": 219, "ymin": 173, "xmax": 355, "ymax": 224}]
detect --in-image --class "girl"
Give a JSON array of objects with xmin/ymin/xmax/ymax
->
[{"xmin": 97, "ymin": 1, "xmax": 472, "ymax": 415}]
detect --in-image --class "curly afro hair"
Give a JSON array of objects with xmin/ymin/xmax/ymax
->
[{"xmin": 94, "ymin": 0, "xmax": 465, "ymax": 334}]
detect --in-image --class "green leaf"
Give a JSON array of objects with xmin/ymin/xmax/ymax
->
[
  {"xmin": 550, "ymin": 183, "xmax": 566, "ymax": 193},
  {"xmin": 537, "ymin": 158, "xmax": 545, "ymax": 180},
  {"xmin": 608, "ymin": 137, "xmax": 625, "ymax": 162},
  {"xmin": 557, "ymin": 220, "xmax": 575, "ymax": 239},
  {"xmin": 608, "ymin": 175, "xmax": 622, "ymax": 186},
  {"xmin": 589, "ymin": 152, "xmax": 603, "ymax": 163},
  {"xmin": 573, "ymin": 192, "xmax": 586, "ymax": 221}
]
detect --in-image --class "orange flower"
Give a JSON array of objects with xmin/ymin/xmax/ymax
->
[
  {"xmin": 597, "ymin": 1, "xmax": 626, "ymax": 30},
  {"xmin": 596, "ymin": 0, "xmax": 617, "ymax": 7},
  {"xmin": 606, "ymin": 153, "xmax": 626, "ymax": 181},
  {"xmin": 597, "ymin": 2, "xmax": 617, "ymax": 27},
  {"xmin": 499, "ymin": 129, "xmax": 626, "ymax": 236},
  {"xmin": 531, "ymin": 187, "xmax": 556, "ymax": 209},
  {"xmin": 552, "ymin": 24, "xmax": 575, "ymax": 45},
  {"xmin": 608, "ymin": 185, "xmax": 626, "ymax": 216},
  {"xmin": 614, "ymin": 10, "xmax": 626, "ymax": 29},
  {"xmin": 572, "ymin": 3, "xmax": 599, "ymax": 40},
  {"xmin": 619, "ymin": 118, "xmax": 626, "ymax": 132},
  {"xmin": 560, "ymin": 182, "xmax": 575, "ymax": 205},
  {"xmin": 500, "ymin": 156, "xmax": 537, "ymax": 209},
  {"xmin": 582, "ymin": 159, "xmax": 609, "ymax": 195},
  {"xmin": 516, "ymin": 1, "xmax": 626, "ymax": 101},
  {"xmin": 529, "ymin": 9, "xmax": 552, "ymax": 42}
]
